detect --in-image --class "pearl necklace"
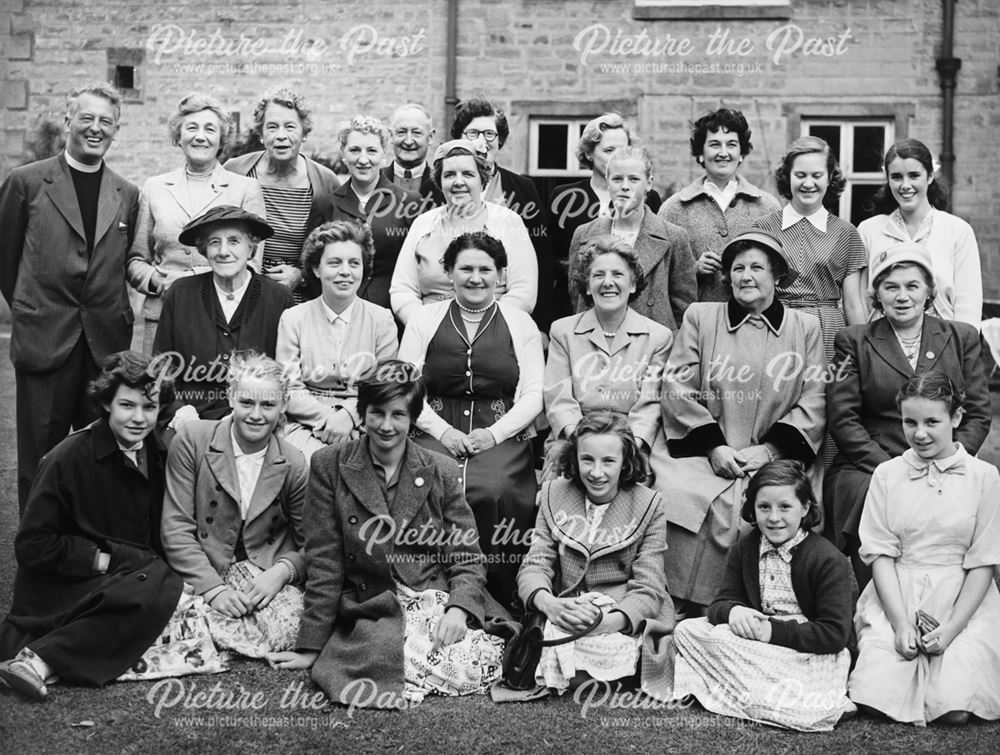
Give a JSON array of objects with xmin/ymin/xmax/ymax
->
[
  {"xmin": 456, "ymin": 299, "xmax": 494, "ymax": 314},
  {"xmin": 185, "ymin": 166, "xmax": 214, "ymax": 179}
]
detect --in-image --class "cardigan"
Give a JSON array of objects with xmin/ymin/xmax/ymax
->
[
  {"xmin": 858, "ymin": 208, "xmax": 983, "ymax": 328},
  {"xmin": 224, "ymin": 151, "xmax": 341, "ymax": 197},
  {"xmin": 660, "ymin": 175, "xmax": 781, "ymax": 303},
  {"xmin": 161, "ymin": 416, "xmax": 308, "ymax": 597},
  {"xmin": 275, "ymin": 296, "xmax": 398, "ymax": 429},
  {"xmin": 388, "ymin": 202, "xmax": 538, "ymax": 325},
  {"xmin": 397, "ymin": 299, "xmax": 544, "ymax": 443},
  {"xmin": 707, "ymin": 529, "xmax": 854, "ymax": 655}
]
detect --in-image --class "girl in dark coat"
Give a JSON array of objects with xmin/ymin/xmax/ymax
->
[{"xmin": 0, "ymin": 351, "xmax": 183, "ymax": 700}]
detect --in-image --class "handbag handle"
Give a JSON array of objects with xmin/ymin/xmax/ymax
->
[{"xmin": 536, "ymin": 610, "xmax": 605, "ymax": 648}]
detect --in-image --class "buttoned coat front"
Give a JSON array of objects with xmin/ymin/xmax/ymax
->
[
  {"xmin": 824, "ymin": 315, "xmax": 992, "ymax": 548},
  {"xmin": 517, "ymin": 479, "xmax": 672, "ymax": 632},
  {"xmin": 296, "ymin": 439, "xmax": 512, "ymax": 709},
  {"xmin": 0, "ymin": 154, "xmax": 139, "ymax": 371},
  {"xmin": 161, "ymin": 416, "xmax": 308, "ymax": 596},
  {"xmin": 569, "ymin": 206, "xmax": 697, "ymax": 332}
]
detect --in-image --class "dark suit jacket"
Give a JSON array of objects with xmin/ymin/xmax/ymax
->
[
  {"xmin": 0, "ymin": 154, "xmax": 139, "ymax": 371},
  {"xmin": 381, "ymin": 163, "xmax": 444, "ymax": 207},
  {"xmin": 298, "ymin": 438, "xmax": 510, "ymax": 708},
  {"xmin": 307, "ymin": 175, "xmax": 424, "ymax": 309},
  {"xmin": 162, "ymin": 416, "xmax": 308, "ymax": 596},
  {"xmin": 153, "ymin": 271, "xmax": 293, "ymax": 418},
  {"xmin": 548, "ymin": 178, "xmax": 661, "ymax": 321},
  {"xmin": 825, "ymin": 315, "xmax": 992, "ymax": 546},
  {"xmin": 496, "ymin": 166, "xmax": 556, "ymax": 332},
  {"xmin": 0, "ymin": 419, "xmax": 182, "ymax": 684},
  {"xmin": 569, "ymin": 206, "xmax": 697, "ymax": 332}
]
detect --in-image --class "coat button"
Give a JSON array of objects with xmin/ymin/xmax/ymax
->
[
  {"xmin": 216, "ymin": 484, "xmax": 223, "ymax": 491},
  {"xmin": 349, "ymin": 515, "xmax": 358, "ymax": 525},
  {"xmin": 137, "ymin": 573, "xmax": 148, "ymax": 581},
  {"xmin": 76, "ymin": 249, "xmax": 86, "ymax": 257},
  {"xmin": 719, "ymin": 229, "xmax": 729, "ymax": 237},
  {"xmin": 358, "ymin": 582, "xmax": 367, "ymax": 591},
  {"xmin": 210, "ymin": 500, "xmax": 218, "ymax": 507},
  {"xmin": 206, "ymin": 516, "xmax": 214, "ymax": 523},
  {"xmin": 267, "ymin": 538, "xmax": 275, "ymax": 545},
  {"xmin": 200, "ymin": 531, "xmax": 208, "ymax": 539},
  {"xmin": 348, "ymin": 553, "xmax": 356, "ymax": 562},
  {"xmin": 223, "ymin": 331, "xmax": 230, "ymax": 337},
  {"xmin": 272, "ymin": 514, "xmax": 279, "ymax": 522}
]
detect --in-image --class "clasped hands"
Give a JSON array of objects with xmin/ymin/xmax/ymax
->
[
  {"xmin": 892, "ymin": 621, "xmax": 958, "ymax": 660},
  {"xmin": 208, "ymin": 564, "xmax": 290, "ymax": 618},
  {"xmin": 311, "ymin": 408, "xmax": 355, "ymax": 445},
  {"xmin": 708, "ymin": 444, "xmax": 773, "ymax": 479},
  {"xmin": 534, "ymin": 591, "xmax": 626, "ymax": 636},
  {"xmin": 727, "ymin": 606, "xmax": 773, "ymax": 643},
  {"xmin": 439, "ymin": 427, "xmax": 496, "ymax": 458}
]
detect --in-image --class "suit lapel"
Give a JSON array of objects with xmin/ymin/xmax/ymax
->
[
  {"xmin": 387, "ymin": 445, "xmax": 433, "ymax": 533},
  {"xmin": 206, "ymin": 418, "xmax": 243, "ymax": 506},
  {"xmin": 332, "ymin": 184, "xmax": 364, "ymax": 221},
  {"xmin": 339, "ymin": 442, "xmax": 391, "ymax": 519},
  {"xmin": 915, "ymin": 316, "xmax": 953, "ymax": 373},
  {"xmin": 44, "ymin": 159, "xmax": 86, "ymax": 241},
  {"xmin": 589, "ymin": 487, "xmax": 654, "ymax": 559},
  {"xmin": 244, "ymin": 435, "xmax": 288, "ymax": 524},
  {"xmin": 546, "ymin": 485, "xmax": 592, "ymax": 559},
  {"xmin": 164, "ymin": 167, "xmax": 193, "ymax": 218},
  {"xmin": 575, "ymin": 309, "xmax": 611, "ymax": 355},
  {"xmin": 93, "ymin": 168, "xmax": 123, "ymax": 246},
  {"xmin": 632, "ymin": 208, "xmax": 668, "ymax": 280},
  {"xmin": 866, "ymin": 317, "xmax": 913, "ymax": 379}
]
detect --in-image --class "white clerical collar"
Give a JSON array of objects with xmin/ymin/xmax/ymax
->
[
  {"xmin": 64, "ymin": 151, "xmax": 102, "ymax": 173},
  {"xmin": 782, "ymin": 203, "xmax": 828, "ymax": 232},
  {"xmin": 395, "ymin": 161, "xmax": 426, "ymax": 178},
  {"xmin": 214, "ymin": 272, "xmax": 252, "ymax": 305},
  {"xmin": 321, "ymin": 296, "xmax": 356, "ymax": 325}
]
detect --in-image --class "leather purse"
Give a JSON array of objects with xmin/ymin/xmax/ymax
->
[{"xmin": 501, "ymin": 609, "xmax": 603, "ymax": 690}]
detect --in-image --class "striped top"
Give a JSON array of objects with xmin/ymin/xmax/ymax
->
[{"xmin": 250, "ymin": 174, "xmax": 312, "ymax": 303}]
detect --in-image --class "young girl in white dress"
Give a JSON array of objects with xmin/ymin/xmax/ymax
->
[
  {"xmin": 650, "ymin": 459, "xmax": 856, "ymax": 731},
  {"xmin": 849, "ymin": 371, "xmax": 1000, "ymax": 725}
]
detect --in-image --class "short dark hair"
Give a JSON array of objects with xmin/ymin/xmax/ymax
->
[
  {"xmin": 690, "ymin": 108, "xmax": 753, "ymax": 158},
  {"xmin": 87, "ymin": 350, "xmax": 175, "ymax": 418},
  {"xmin": 869, "ymin": 262, "xmax": 936, "ymax": 313},
  {"xmin": 558, "ymin": 410, "xmax": 648, "ymax": 492},
  {"xmin": 896, "ymin": 371, "xmax": 965, "ymax": 416},
  {"xmin": 873, "ymin": 138, "xmax": 949, "ymax": 214},
  {"xmin": 740, "ymin": 459, "xmax": 822, "ymax": 530},
  {"xmin": 357, "ymin": 359, "xmax": 427, "ymax": 424},
  {"xmin": 442, "ymin": 231, "xmax": 508, "ymax": 272},
  {"xmin": 450, "ymin": 98, "xmax": 510, "ymax": 149},
  {"xmin": 569, "ymin": 235, "xmax": 645, "ymax": 303},
  {"xmin": 301, "ymin": 219, "xmax": 375, "ymax": 286},
  {"xmin": 774, "ymin": 136, "xmax": 847, "ymax": 208}
]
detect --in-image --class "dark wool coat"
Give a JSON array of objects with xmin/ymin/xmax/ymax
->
[
  {"xmin": 296, "ymin": 439, "xmax": 513, "ymax": 709},
  {"xmin": 0, "ymin": 419, "xmax": 182, "ymax": 685},
  {"xmin": 824, "ymin": 315, "xmax": 992, "ymax": 549}
]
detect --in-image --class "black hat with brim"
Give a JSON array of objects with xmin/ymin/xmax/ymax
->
[{"xmin": 178, "ymin": 205, "xmax": 274, "ymax": 247}]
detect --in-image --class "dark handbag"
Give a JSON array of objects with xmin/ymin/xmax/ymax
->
[{"xmin": 501, "ymin": 610, "xmax": 603, "ymax": 690}]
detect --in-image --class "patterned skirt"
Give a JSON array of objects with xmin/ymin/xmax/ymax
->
[
  {"xmin": 398, "ymin": 584, "xmax": 504, "ymax": 703},
  {"xmin": 669, "ymin": 618, "xmax": 853, "ymax": 732}
]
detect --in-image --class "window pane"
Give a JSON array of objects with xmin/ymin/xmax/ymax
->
[
  {"xmin": 808, "ymin": 124, "xmax": 841, "ymax": 162},
  {"xmin": 537, "ymin": 124, "xmax": 568, "ymax": 171},
  {"xmin": 850, "ymin": 184, "xmax": 881, "ymax": 226},
  {"xmin": 853, "ymin": 126, "xmax": 886, "ymax": 173}
]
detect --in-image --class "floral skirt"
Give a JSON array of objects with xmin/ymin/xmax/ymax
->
[
  {"xmin": 118, "ymin": 561, "xmax": 303, "ymax": 681},
  {"xmin": 397, "ymin": 584, "xmax": 504, "ymax": 703},
  {"xmin": 670, "ymin": 617, "xmax": 853, "ymax": 732}
]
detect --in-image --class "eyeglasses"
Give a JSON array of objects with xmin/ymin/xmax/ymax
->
[{"xmin": 462, "ymin": 129, "xmax": 498, "ymax": 143}]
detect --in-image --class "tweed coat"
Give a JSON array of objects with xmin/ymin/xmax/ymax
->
[
  {"xmin": 306, "ymin": 175, "xmax": 424, "ymax": 309},
  {"xmin": 296, "ymin": 439, "xmax": 512, "ymax": 709},
  {"xmin": 152, "ymin": 270, "xmax": 294, "ymax": 418},
  {"xmin": 824, "ymin": 315, "xmax": 992, "ymax": 549},
  {"xmin": 517, "ymin": 479, "xmax": 672, "ymax": 631},
  {"xmin": 544, "ymin": 307, "xmax": 672, "ymax": 449},
  {"xmin": 126, "ymin": 163, "xmax": 267, "ymax": 323},
  {"xmin": 659, "ymin": 175, "xmax": 782, "ymax": 303},
  {"xmin": 568, "ymin": 206, "xmax": 697, "ymax": 332},
  {"xmin": 0, "ymin": 419, "xmax": 182, "ymax": 685},
  {"xmin": 381, "ymin": 163, "xmax": 445, "ymax": 206},
  {"xmin": 161, "ymin": 416, "xmax": 308, "ymax": 596},
  {"xmin": 0, "ymin": 154, "xmax": 139, "ymax": 371}
]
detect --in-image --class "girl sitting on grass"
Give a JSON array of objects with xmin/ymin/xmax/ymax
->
[
  {"xmin": 517, "ymin": 410, "xmax": 671, "ymax": 692},
  {"xmin": 849, "ymin": 371, "xmax": 1000, "ymax": 726},
  {"xmin": 647, "ymin": 459, "xmax": 855, "ymax": 731}
]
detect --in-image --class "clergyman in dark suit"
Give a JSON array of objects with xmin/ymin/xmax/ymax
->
[{"xmin": 0, "ymin": 82, "xmax": 140, "ymax": 512}]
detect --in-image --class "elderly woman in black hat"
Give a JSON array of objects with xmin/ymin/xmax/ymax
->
[
  {"xmin": 650, "ymin": 229, "xmax": 827, "ymax": 617},
  {"xmin": 153, "ymin": 205, "xmax": 294, "ymax": 421},
  {"xmin": 824, "ymin": 241, "xmax": 991, "ymax": 587},
  {"xmin": 388, "ymin": 139, "xmax": 537, "ymax": 328}
]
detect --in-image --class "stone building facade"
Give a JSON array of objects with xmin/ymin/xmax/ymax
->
[{"xmin": 2, "ymin": 0, "xmax": 997, "ymax": 298}]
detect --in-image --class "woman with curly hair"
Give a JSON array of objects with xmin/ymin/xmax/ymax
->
[
  {"xmin": 752, "ymin": 135, "xmax": 868, "ymax": 363},
  {"xmin": 225, "ymin": 88, "xmax": 340, "ymax": 302}
]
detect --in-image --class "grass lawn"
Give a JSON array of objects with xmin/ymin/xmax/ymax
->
[{"xmin": 1, "ymin": 352, "xmax": 1000, "ymax": 753}]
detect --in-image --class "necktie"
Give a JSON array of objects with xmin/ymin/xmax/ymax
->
[{"xmin": 403, "ymin": 169, "xmax": 412, "ymax": 179}]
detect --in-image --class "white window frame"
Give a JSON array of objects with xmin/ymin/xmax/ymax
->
[
  {"xmin": 528, "ymin": 118, "xmax": 593, "ymax": 178},
  {"xmin": 800, "ymin": 118, "xmax": 895, "ymax": 222}
]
